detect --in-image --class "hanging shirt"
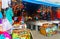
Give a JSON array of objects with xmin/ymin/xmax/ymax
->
[
  {"xmin": 0, "ymin": 12, "xmax": 3, "ymax": 19},
  {"xmin": 2, "ymin": 0, "xmax": 11, "ymax": 9},
  {"xmin": 2, "ymin": 18, "xmax": 12, "ymax": 31},
  {"xmin": 56, "ymin": 10, "xmax": 60, "ymax": 19},
  {"xmin": 4, "ymin": 7, "xmax": 14, "ymax": 24}
]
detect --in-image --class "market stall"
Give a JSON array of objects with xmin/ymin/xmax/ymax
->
[{"xmin": 0, "ymin": 0, "xmax": 60, "ymax": 39}]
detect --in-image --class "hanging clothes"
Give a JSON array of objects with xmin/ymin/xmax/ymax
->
[
  {"xmin": 0, "ymin": 12, "xmax": 3, "ymax": 19},
  {"xmin": 3, "ymin": 32, "xmax": 11, "ymax": 39},
  {"xmin": 56, "ymin": 9, "xmax": 60, "ymax": 19},
  {"xmin": 0, "ymin": 34, "xmax": 5, "ymax": 39},
  {"xmin": 40, "ymin": 12, "xmax": 46, "ymax": 20},
  {"xmin": 0, "ymin": 32, "xmax": 11, "ymax": 39},
  {"xmin": 4, "ymin": 7, "xmax": 14, "ymax": 24},
  {"xmin": 46, "ymin": 12, "xmax": 51, "ymax": 20},
  {"xmin": 2, "ymin": 18, "xmax": 12, "ymax": 31},
  {"xmin": 12, "ymin": 2, "xmax": 18, "ymax": 16},
  {"xmin": 39, "ymin": 12, "xmax": 42, "ymax": 19},
  {"xmin": 2, "ymin": 18, "xmax": 12, "ymax": 34},
  {"xmin": 2, "ymin": 0, "xmax": 11, "ymax": 9}
]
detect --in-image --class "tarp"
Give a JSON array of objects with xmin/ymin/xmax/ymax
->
[{"xmin": 22, "ymin": 0, "xmax": 60, "ymax": 7}]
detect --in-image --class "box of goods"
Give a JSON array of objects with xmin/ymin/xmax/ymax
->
[
  {"xmin": 12, "ymin": 29, "xmax": 31, "ymax": 39},
  {"xmin": 20, "ymin": 29, "xmax": 31, "ymax": 39},
  {"xmin": 13, "ymin": 21, "xmax": 27, "ymax": 29},
  {"xmin": 0, "ymin": 32, "xmax": 11, "ymax": 39},
  {"xmin": 40, "ymin": 23, "xmax": 58, "ymax": 36},
  {"xmin": 12, "ymin": 29, "xmax": 20, "ymax": 39},
  {"xmin": 13, "ymin": 21, "xmax": 21, "ymax": 29}
]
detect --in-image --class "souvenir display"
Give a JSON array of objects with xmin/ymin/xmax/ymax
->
[
  {"xmin": 40, "ymin": 23, "xmax": 58, "ymax": 36},
  {"xmin": 13, "ymin": 21, "xmax": 27, "ymax": 29},
  {"xmin": 12, "ymin": 29, "xmax": 31, "ymax": 39}
]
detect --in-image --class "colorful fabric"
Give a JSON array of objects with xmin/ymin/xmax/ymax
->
[
  {"xmin": 2, "ymin": 0, "xmax": 11, "ymax": 9},
  {"xmin": 0, "ymin": 34, "xmax": 5, "ymax": 39},
  {"xmin": 0, "ymin": 12, "xmax": 3, "ymax": 19},
  {"xmin": 0, "ymin": 32, "xmax": 11, "ymax": 39},
  {"xmin": 0, "ymin": 31, "xmax": 3, "ymax": 34},
  {"xmin": 3, "ymin": 32, "xmax": 11, "ymax": 39},
  {"xmin": 4, "ymin": 7, "xmax": 14, "ymax": 24},
  {"xmin": 0, "ymin": 19, "xmax": 2, "ymax": 24},
  {"xmin": 2, "ymin": 18, "xmax": 12, "ymax": 31}
]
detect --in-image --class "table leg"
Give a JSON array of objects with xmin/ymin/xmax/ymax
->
[
  {"xmin": 36, "ymin": 25, "xmax": 38, "ymax": 31},
  {"xmin": 31, "ymin": 25, "xmax": 33, "ymax": 30}
]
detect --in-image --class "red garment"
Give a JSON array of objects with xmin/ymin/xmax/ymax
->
[
  {"xmin": 18, "ymin": 16, "xmax": 22, "ymax": 21},
  {"xmin": 37, "ymin": 9, "xmax": 41, "ymax": 13},
  {"xmin": 0, "ymin": 31, "xmax": 3, "ymax": 34},
  {"xmin": 56, "ymin": 11, "xmax": 60, "ymax": 18}
]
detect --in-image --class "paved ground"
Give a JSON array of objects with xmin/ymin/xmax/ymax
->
[{"xmin": 31, "ymin": 30, "xmax": 60, "ymax": 39}]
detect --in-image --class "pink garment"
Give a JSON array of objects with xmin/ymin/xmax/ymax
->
[{"xmin": 3, "ymin": 32, "xmax": 11, "ymax": 39}]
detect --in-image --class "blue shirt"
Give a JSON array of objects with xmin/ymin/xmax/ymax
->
[{"xmin": 0, "ymin": 12, "xmax": 3, "ymax": 19}]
